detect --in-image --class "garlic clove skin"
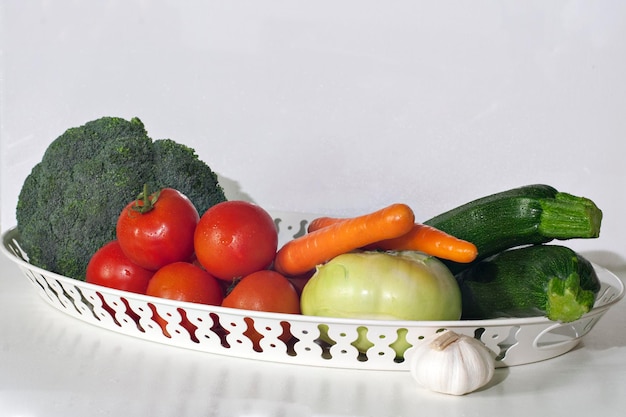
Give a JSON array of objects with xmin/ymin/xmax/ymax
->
[{"xmin": 409, "ymin": 330, "xmax": 496, "ymax": 396}]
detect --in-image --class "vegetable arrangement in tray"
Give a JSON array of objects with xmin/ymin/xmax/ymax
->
[{"xmin": 13, "ymin": 116, "xmax": 608, "ymax": 395}]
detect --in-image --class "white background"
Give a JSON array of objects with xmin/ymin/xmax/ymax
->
[
  {"xmin": 2, "ymin": 2, "xmax": 626, "ymax": 417},
  {"xmin": 1, "ymin": 0, "xmax": 625, "ymax": 271}
]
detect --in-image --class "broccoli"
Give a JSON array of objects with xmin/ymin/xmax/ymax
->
[{"xmin": 16, "ymin": 116, "xmax": 226, "ymax": 280}]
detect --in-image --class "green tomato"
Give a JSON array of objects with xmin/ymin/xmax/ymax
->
[
  {"xmin": 301, "ymin": 251, "xmax": 462, "ymax": 321},
  {"xmin": 301, "ymin": 251, "xmax": 462, "ymax": 356}
]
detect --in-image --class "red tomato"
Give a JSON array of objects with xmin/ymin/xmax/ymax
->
[
  {"xmin": 86, "ymin": 240, "xmax": 154, "ymax": 294},
  {"xmin": 146, "ymin": 262, "xmax": 224, "ymax": 340},
  {"xmin": 194, "ymin": 201, "xmax": 278, "ymax": 281},
  {"xmin": 116, "ymin": 187, "xmax": 199, "ymax": 270},
  {"xmin": 222, "ymin": 270, "xmax": 300, "ymax": 314},
  {"xmin": 146, "ymin": 262, "xmax": 224, "ymax": 305},
  {"xmin": 222, "ymin": 270, "xmax": 300, "ymax": 351}
]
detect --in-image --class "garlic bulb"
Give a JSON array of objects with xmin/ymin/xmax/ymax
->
[{"xmin": 409, "ymin": 330, "xmax": 495, "ymax": 395}]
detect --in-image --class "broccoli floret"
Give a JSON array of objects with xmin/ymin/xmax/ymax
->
[
  {"xmin": 16, "ymin": 116, "xmax": 226, "ymax": 280},
  {"xmin": 151, "ymin": 139, "xmax": 224, "ymax": 216}
]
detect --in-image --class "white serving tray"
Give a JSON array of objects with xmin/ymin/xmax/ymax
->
[{"xmin": 2, "ymin": 211, "xmax": 624, "ymax": 370}]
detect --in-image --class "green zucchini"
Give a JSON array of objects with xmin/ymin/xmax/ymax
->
[
  {"xmin": 424, "ymin": 184, "xmax": 603, "ymax": 273},
  {"xmin": 455, "ymin": 244, "xmax": 601, "ymax": 322}
]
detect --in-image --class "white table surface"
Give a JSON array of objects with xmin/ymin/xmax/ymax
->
[{"xmin": 1, "ymin": 252, "xmax": 624, "ymax": 417}]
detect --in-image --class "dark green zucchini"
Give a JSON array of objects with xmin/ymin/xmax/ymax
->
[
  {"xmin": 424, "ymin": 184, "xmax": 603, "ymax": 273},
  {"xmin": 456, "ymin": 244, "xmax": 601, "ymax": 322}
]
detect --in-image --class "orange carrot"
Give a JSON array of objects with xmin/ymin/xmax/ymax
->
[
  {"xmin": 368, "ymin": 223, "xmax": 478, "ymax": 263},
  {"xmin": 274, "ymin": 203, "xmax": 415, "ymax": 276},
  {"xmin": 307, "ymin": 216, "xmax": 342, "ymax": 233},
  {"xmin": 308, "ymin": 215, "xmax": 478, "ymax": 264}
]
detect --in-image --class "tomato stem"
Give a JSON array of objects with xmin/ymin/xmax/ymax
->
[{"xmin": 131, "ymin": 184, "xmax": 160, "ymax": 214}]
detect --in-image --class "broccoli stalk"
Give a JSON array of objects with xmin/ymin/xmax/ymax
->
[{"xmin": 16, "ymin": 116, "xmax": 226, "ymax": 280}]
